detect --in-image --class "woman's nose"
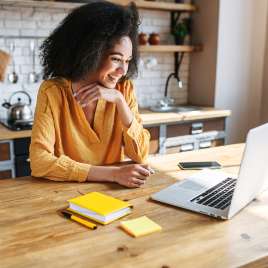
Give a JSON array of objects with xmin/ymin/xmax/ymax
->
[{"xmin": 116, "ymin": 62, "xmax": 128, "ymax": 75}]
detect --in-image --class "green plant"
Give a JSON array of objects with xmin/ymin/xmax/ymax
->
[
  {"xmin": 172, "ymin": 18, "xmax": 190, "ymax": 45},
  {"xmin": 172, "ymin": 19, "xmax": 189, "ymax": 38}
]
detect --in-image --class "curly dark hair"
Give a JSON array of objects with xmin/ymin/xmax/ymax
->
[{"xmin": 40, "ymin": 1, "xmax": 140, "ymax": 81}]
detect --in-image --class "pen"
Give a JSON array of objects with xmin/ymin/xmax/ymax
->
[
  {"xmin": 148, "ymin": 167, "xmax": 155, "ymax": 174},
  {"xmin": 61, "ymin": 210, "xmax": 97, "ymax": 230}
]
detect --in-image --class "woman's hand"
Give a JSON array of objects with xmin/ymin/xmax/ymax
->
[
  {"xmin": 73, "ymin": 82, "xmax": 122, "ymax": 107},
  {"xmin": 113, "ymin": 164, "xmax": 154, "ymax": 188},
  {"xmin": 86, "ymin": 165, "xmax": 155, "ymax": 188},
  {"xmin": 73, "ymin": 81, "xmax": 133, "ymax": 127}
]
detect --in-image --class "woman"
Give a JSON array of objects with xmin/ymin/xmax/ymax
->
[{"xmin": 30, "ymin": 1, "xmax": 152, "ymax": 188}]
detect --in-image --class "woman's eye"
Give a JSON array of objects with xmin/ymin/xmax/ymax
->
[{"xmin": 111, "ymin": 57, "xmax": 121, "ymax": 62}]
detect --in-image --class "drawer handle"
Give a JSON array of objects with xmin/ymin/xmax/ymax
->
[
  {"xmin": 26, "ymin": 158, "xmax": 30, "ymax": 162},
  {"xmin": 191, "ymin": 122, "xmax": 203, "ymax": 135},
  {"xmin": 199, "ymin": 141, "xmax": 212, "ymax": 149},
  {"xmin": 180, "ymin": 143, "xmax": 194, "ymax": 152}
]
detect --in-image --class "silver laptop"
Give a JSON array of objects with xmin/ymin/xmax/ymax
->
[{"xmin": 151, "ymin": 123, "xmax": 268, "ymax": 219}]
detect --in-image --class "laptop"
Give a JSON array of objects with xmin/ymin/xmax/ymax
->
[{"xmin": 151, "ymin": 123, "xmax": 268, "ymax": 219}]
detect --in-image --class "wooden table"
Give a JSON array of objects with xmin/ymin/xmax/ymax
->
[{"xmin": 1, "ymin": 144, "xmax": 268, "ymax": 268}]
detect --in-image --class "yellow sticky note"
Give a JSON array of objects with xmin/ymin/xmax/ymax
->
[{"xmin": 120, "ymin": 216, "xmax": 162, "ymax": 237}]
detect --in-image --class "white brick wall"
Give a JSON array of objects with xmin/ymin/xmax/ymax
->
[{"xmin": 0, "ymin": 2, "xmax": 191, "ymax": 118}]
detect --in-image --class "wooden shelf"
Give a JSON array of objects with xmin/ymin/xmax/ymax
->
[
  {"xmin": 1, "ymin": 0, "xmax": 197, "ymax": 12},
  {"xmin": 139, "ymin": 45, "xmax": 202, "ymax": 53},
  {"xmin": 112, "ymin": 0, "xmax": 197, "ymax": 11}
]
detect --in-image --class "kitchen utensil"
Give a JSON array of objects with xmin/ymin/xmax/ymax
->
[
  {"xmin": 7, "ymin": 41, "xmax": 18, "ymax": 84},
  {"xmin": 2, "ymin": 90, "xmax": 33, "ymax": 123},
  {"xmin": 0, "ymin": 49, "xmax": 11, "ymax": 82},
  {"xmin": 28, "ymin": 40, "xmax": 39, "ymax": 83}
]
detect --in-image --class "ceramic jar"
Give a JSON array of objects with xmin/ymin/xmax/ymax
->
[
  {"xmin": 138, "ymin": 32, "xmax": 148, "ymax": 45},
  {"xmin": 148, "ymin": 32, "xmax": 160, "ymax": 45}
]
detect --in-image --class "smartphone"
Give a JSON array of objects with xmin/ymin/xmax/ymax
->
[{"xmin": 178, "ymin": 161, "xmax": 221, "ymax": 170}]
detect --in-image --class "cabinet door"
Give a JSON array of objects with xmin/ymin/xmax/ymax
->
[
  {"xmin": 13, "ymin": 138, "xmax": 31, "ymax": 178},
  {"xmin": 0, "ymin": 142, "xmax": 11, "ymax": 161},
  {"xmin": 166, "ymin": 118, "xmax": 225, "ymax": 138},
  {"xmin": 15, "ymin": 155, "xmax": 31, "ymax": 177},
  {"xmin": 0, "ymin": 169, "xmax": 12, "ymax": 179},
  {"xmin": 165, "ymin": 118, "xmax": 226, "ymax": 154},
  {"xmin": 14, "ymin": 137, "xmax": 31, "ymax": 156},
  {"xmin": 145, "ymin": 118, "xmax": 226, "ymax": 155}
]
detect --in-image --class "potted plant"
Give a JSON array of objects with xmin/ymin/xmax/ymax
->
[{"xmin": 172, "ymin": 18, "xmax": 190, "ymax": 45}]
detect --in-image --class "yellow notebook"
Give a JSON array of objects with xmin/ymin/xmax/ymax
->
[
  {"xmin": 120, "ymin": 216, "xmax": 162, "ymax": 237},
  {"xmin": 68, "ymin": 192, "xmax": 132, "ymax": 225}
]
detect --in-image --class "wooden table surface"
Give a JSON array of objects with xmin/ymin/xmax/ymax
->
[{"xmin": 1, "ymin": 144, "xmax": 268, "ymax": 268}]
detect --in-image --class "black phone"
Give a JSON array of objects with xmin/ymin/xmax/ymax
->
[{"xmin": 178, "ymin": 161, "xmax": 221, "ymax": 170}]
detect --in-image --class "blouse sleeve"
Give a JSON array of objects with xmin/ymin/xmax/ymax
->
[
  {"xmin": 122, "ymin": 80, "xmax": 150, "ymax": 163},
  {"xmin": 29, "ymin": 84, "xmax": 90, "ymax": 182}
]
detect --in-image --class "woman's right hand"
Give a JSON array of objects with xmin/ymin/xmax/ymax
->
[
  {"xmin": 73, "ymin": 82, "xmax": 122, "ymax": 107},
  {"xmin": 113, "ymin": 164, "xmax": 153, "ymax": 188}
]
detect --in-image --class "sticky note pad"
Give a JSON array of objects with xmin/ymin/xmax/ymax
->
[{"xmin": 120, "ymin": 216, "xmax": 162, "ymax": 237}]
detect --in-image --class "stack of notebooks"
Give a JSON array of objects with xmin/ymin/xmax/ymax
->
[{"xmin": 67, "ymin": 192, "xmax": 132, "ymax": 225}]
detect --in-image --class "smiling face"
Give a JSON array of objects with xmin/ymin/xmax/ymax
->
[{"xmin": 94, "ymin": 36, "xmax": 133, "ymax": 88}]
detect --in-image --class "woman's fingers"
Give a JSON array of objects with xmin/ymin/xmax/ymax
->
[
  {"xmin": 128, "ymin": 178, "xmax": 145, "ymax": 188},
  {"xmin": 79, "ymin": 89, "xmax": 100, "ymax": 105},
  {"xmin": 73, "ymin": 82, "xmax": 97, "ymax": 97},
  {"xmin": 135, "ymin": 165, "xmax": 151, "ymax": 177},
  {"xmin": 132, "ymin": 171, "xmax": 147, "ymax": 180},
  {"xmin": 133, "ymin": 178, "xmax": 145, "ymax": 185},
  {"xmin": 140, "ymin": 164, "xmax": 155, "ymax": 175},
  {"xmin": 75, "ymin": 86, "xmax": 99, "ymax": 103},
  {"xmin": 77, "ymin": 89, "xmax": 102, "ymax": 107},
  {"xmin": 74, "ymin": 83, "xmax": 120, "ymax": 105}
]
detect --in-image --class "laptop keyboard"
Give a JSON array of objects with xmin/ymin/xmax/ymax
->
[{"xmin": 190, "ymin": 178, "xmax": 237, "ymax": 210}]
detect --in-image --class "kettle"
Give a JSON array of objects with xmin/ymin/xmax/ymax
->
[{"xmin": 2, "ymin": 91, "xmax": 33, "ymax": 123}]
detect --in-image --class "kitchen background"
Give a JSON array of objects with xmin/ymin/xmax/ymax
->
[
  {"xmin": 1, "ymin": 0, "xmax": 268, "ymax": 144},
  {"xmin": 0, "ymin": 0, "xmax": 191, "ymax": 118}
]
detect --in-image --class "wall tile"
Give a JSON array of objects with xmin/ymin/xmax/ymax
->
[{"xmin": 0, "ymin": 2, "xmax": 190, "ymax": 117}]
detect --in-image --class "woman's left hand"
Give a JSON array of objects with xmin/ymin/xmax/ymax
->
[{"xmin": 74, "ymin": 82, "xmax": 123, "ymax": 107}]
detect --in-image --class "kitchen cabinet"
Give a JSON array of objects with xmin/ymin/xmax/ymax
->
[
  {"xmin": 145, "ymin": 117, "xmax": 227, "ymax": 154},
  {"xmin": 13, "ymin": 138, "xmax": 31, "ymax": 177},
  {"xmin": 140, "ymin": 108, "xmax": 230, "ymax": 155},
  {"xmin": 0, "ymin": 170, "xmax": 13, "ymax": 179},
  {"xmin": 0, "ymin": 140, "xmax": 15, "ymax": 179},
  {"xmin": 0, "ymin": 141, "xmax": 12, "ymax": 161},
  {"xmin": 0, "ymin": 138, "xmax": 30, "ymax": 179}
]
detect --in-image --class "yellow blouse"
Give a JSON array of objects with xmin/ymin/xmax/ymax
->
[{"xmin": 29, "ymin": 78, "xmax": 150, "ymax": 182}]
